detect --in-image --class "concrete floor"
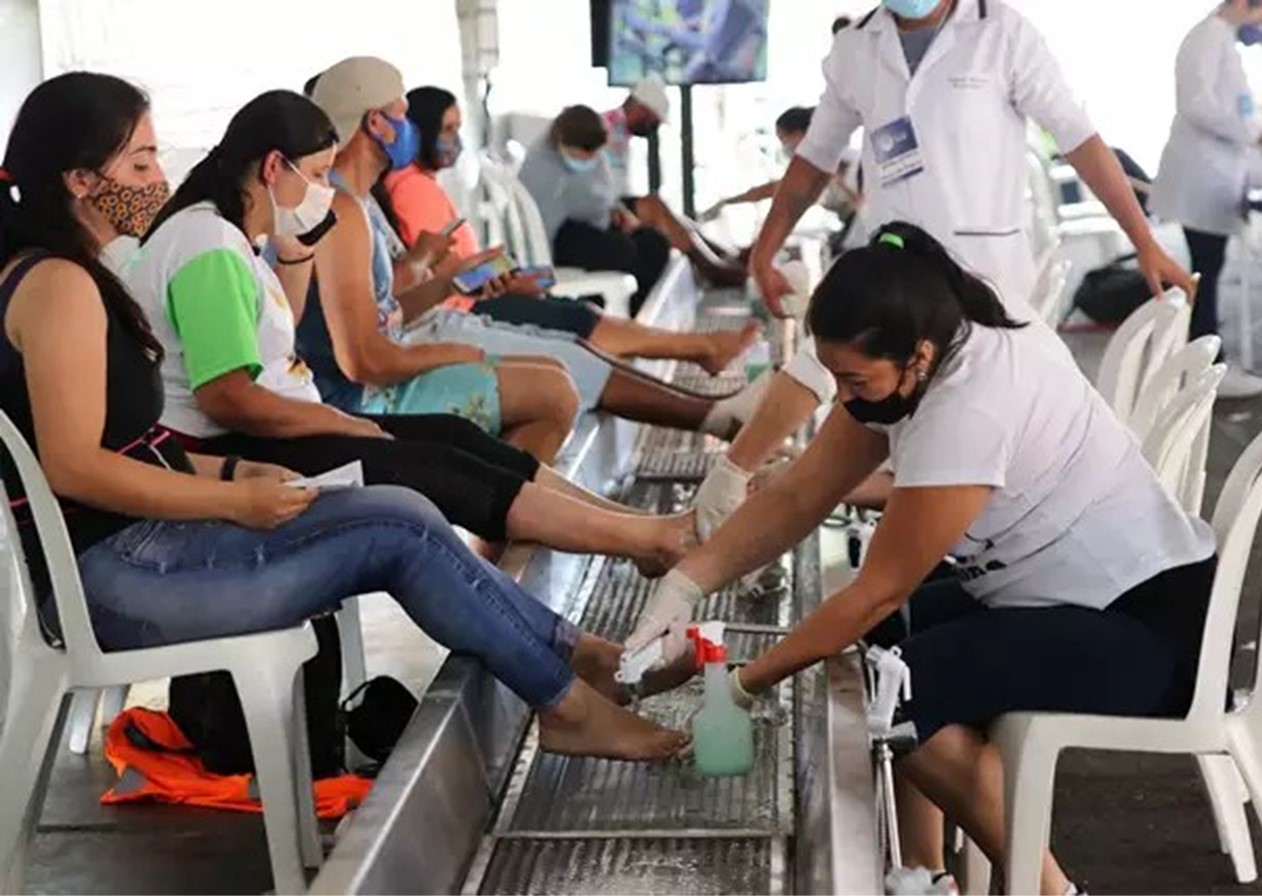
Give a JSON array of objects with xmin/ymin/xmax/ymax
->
[{"xmin": 21, "ymin": 328, "xmax": 1262, "ymax": 896}]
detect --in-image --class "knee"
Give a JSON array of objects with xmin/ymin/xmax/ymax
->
[
  {"xmin": 333, "ymin": 484, "xmax": 448, "ymax": 531},
  {"xmin": 542, "ymin": 370, "xmax": 582, "ymax": 425}
]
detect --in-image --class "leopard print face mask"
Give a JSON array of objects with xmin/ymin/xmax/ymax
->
[{"xmin": 90, "ymin": 176, "xmax": 171, "ymax": 238}]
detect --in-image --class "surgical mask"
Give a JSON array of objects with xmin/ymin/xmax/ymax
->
[
  {"xmin": 270, "ymin": 158, "xmax": 336, "ymax": 242},
  {"xmin": 561, "ymin": 149, "xmax": 601, "ymax": 174},
  {"xmin": 881, "ymin": 0, "xmax": 940, "ymax": 19},
  {"xmin": 370, "ymin": 112, "xmax": 420, "ymax": 171},
  {"xmin": 1241, "ymin": 24, "xmax": 1262, "ymax": 46},
  {"xmin": 843, "ymin": 366, "xmax": 928, "ymax": 425},
  {"xmin": 436, "ymin": 133, "xmax": 463, "ymax": 168},
  {"xmin": 90, "ymin": 176, "xmax": 170, "ymax": 238}
]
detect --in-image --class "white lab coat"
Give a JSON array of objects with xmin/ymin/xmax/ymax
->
[
  {"xmin": 1151, "ymin": 15, "xmax": 1262, "ymax": 237},
  {"xmin": 796, "ymin": 0, "xmax": 1095, "ymax": 313}
]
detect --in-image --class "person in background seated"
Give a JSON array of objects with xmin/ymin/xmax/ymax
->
[
  {"xmin": 377, "ymin": 85, "xmax": 758, "ymax": 372},
  {"xmin": 600, "ymin": 78, "xmax": 746, "ymax": 286},
  {"xmin": 518, "ymin": 105, "xmax": 673, "ymax": 315},
  {"xmin": 0, "ymin": 72, "xmax": 688, "ymax": 761},
  {"xmin": 306, "ymin": 57, "xmax": 770, "ymax": 445},
  {"xmin": 700, "ymin": 105, "xmax": 861, "ymax": 223},
  {"xmin": 125, "ymin": 88, "xmax": 695, "ymax": 570},
  {"xmin": 632, "ymin": 224, "xmax": 1216, "ymax": 892}
]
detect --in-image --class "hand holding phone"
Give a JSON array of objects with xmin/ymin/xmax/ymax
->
[{"xmin": 452, "ymin": 251, "xmax": 517, "ymax": 294}]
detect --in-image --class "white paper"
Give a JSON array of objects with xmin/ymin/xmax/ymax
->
[{"xmin": 286, "ymin": 461, "xmax": 364, "ymax": 491}]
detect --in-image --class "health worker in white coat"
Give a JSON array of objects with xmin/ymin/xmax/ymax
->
[
  {"xmin": 688, "ymin": 0, "xmax": 1198, "ymax": 539},
  {"xmin": 1152, "ymin": 0, "xmax": 1262, "ymax": 398}
]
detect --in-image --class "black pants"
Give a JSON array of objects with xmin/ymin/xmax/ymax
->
[
  {"xmin": 1184, "ymin": 227, "xmax": 1229, "ymax": 343},
  {"xmin": 866, "ymin": 557, "xmax": 1215, "ymax": 741},
  {"xmin": 475, "ymin": 293, "xmax": 601, "ymax": 339},
  {"xmin": 553, "ymin": 220, "xmax": 670, "ymax": 317},
  {"xmin": 200, "ymin": 413, "xmax": 540, "ymax": 541}
]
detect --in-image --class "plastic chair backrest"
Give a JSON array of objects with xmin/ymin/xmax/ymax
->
[
  {"xmin": 502, "ymin": 171, "xmax": 558, "ymax": 269},
  {"xmin": 1141, "ymin": 364, "xmax": 1224, "ymax": 515},
  {"xmin": 1192, "ymin": 426, "xmax": 1262, "ymax": 721},
  {"xmin": 1026, "ymin": 152, "xmax": 1060, "ymax": 255},
  {"xmin": 1097, "ymin": 291, "xmax": 1188, "ymax": 424},
  {"xmin": 0, "ymin": 409, "xmax": 101, "ymax": 660},
  {"xmin": 477, "ymin": 155, "xmax": 529, "ymax": 262},
  {"xmin": 1031, "ymin": 257, "xmax": 1070, "ymax": 327},
  {"xmin": 1129, "ymin": 336, "xmax": 1222, "ymax": 443}
]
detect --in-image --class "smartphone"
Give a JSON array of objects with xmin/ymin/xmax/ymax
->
[
  {"xmin": 452, "ymin": 253, "xmax": 516, "ymax": 294},
  {"xmin": 440, "ymin": 217, "xmax": 466, "ymax": 237},
  {"xmin": 519, "ymin": 264, "xmax": 556, "ymax": 289}
]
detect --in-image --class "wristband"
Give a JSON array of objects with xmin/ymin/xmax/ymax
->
[
  {"xmin": 276, "ymin": 253, "xmax": 315, "ymax": 266},
  {"xmin": 220, "ymin": 455, "xmax": 241, "ymax": 481}
]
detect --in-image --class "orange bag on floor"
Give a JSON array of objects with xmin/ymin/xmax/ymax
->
[{"xmin": 101, "ymin": 707, "xmax": 371, "ymax": 819}]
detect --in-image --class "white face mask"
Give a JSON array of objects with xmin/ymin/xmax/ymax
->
[{"xmin": 270, "ymin": 158, "xmax": 335, "ymax": 239}]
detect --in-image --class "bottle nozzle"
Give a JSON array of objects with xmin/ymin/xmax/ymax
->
[{"xmin": 687, "ymin": 622, "xmax": 728, "ymax": 669}]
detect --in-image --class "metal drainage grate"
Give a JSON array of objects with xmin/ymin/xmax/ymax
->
[
  {"xmin": 635, "ymin": 449, "xmax": 718, "ymax": 482},
  {"xmin": 475, "ymin": 836, "xmax": 783, "ymax": 896}
]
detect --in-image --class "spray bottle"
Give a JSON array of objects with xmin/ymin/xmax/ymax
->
[{"xmin": 688, "ymin": 622, "xmax": 755, "ymax": 777}]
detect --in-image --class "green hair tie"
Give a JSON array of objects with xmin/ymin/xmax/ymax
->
[{"xmin": 878, "ymin": 233, "xmax": 905, "ymax": 249}]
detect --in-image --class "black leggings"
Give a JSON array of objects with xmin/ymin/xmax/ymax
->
[
  {"xmin": 1183, "ymin": 227, "xmax": 1228, "ymax": 344},
  {"xmin": 553, "ymin": 220, "xmax": 671, "ymax": 317},
  {"xmin": 200, "ymin": 413, "xmax": 540, "ymax": 541},
  {"xmin": 868, "ymin": 557, "xmax": 1216, "ymax": 742}
]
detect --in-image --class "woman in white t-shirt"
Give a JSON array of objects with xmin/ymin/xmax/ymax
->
[{"xmin": 628, "ymin": 222, "xmax": 1217, "ymax": 894}]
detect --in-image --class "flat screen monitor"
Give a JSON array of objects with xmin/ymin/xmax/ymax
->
[{"xmin": 607, "ymin": 0, "xmax": 769, "ymax": 87}]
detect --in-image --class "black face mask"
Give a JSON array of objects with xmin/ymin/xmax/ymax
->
[
  {"xmin": 843, "ymin": 366, "xmax": 927, "ymax": 425},
  {"xmin": 296, "ymin": 209, "xmax": 338, "ymax": 247}
]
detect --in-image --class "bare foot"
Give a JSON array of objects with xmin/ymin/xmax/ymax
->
[
  {"xmin": 539, "ymin": 679, "xmax": 690, "ymax": 760},
  {"xmin": 632, "ymin": 511, "xmax": 698, "ymax": 578},
  {"xmin": 570, "ymin": 634, "xmax": 625, "ymax": 704},
  {"xmin": 699, "ymin": 321, "xmax": 760, "ymax": 376}
]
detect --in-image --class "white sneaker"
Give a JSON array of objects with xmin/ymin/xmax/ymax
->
[{"xmin": 1218, "ymin": 366, "xmax": 1262, "ymax": 400}]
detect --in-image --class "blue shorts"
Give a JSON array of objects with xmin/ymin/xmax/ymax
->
[{"xmin": 360, "ymin": 360, "xmax": 502, "ymax": 435}]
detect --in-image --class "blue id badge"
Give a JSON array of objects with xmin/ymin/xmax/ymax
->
[{"xmin": 870, "ymin": 116, "xmax": 925, "ymax": 187}]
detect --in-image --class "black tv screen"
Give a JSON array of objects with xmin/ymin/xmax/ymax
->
[{"xmin": 608, "ymin": 0, "xmax": 770, "ymax": 87}]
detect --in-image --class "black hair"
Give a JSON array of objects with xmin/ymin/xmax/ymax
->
[
  {"xmin": 806, "ymin": 221, "xmax": 1024, "ymax": 367},
  {"xmin": 145, "ymin": 90, "xmax": 337, "ymax": 242},
  {"xmin": 775, "ymin": 106, "xmax": 814, "ymax": 135},
  {"xmin": 550, "ymin": 105, "xmax": 608, "ymax": 152},
  {"xmin": 302, "ymin": 72, "xmax": 323, "ymax": 98},
  {"xmin": 406, "ymin": 86, "xmax": 458, "ymax": 171},
  {"xmin": 0, "ymin": 72, "xmax": 162, "ymax": 360},
  {"xmin": 832, "ymin": 15, "xmax": 853, "ymax": 34}
]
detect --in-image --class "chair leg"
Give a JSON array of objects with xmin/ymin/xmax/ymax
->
[
  {"xmin": 98, "ymin": 685, "xmax": 127, "ymax": 730},
  {"xmin": 290, "ymin": 671, "xmax": 323, "ymax": 869},
  {"xmin": 234, "ymin": 663, "xmax": 314, "ymax": 895},
  {"xmin": 65, "ymin": 689, "xmax": 100, "ymax": 755},
  {"xmin": 961, "ymin": 835, "xmax": 993, "ymax": 896},
  {"xmin": 1197, "ymin": 754, "xmax": 1257, "ymax": 882},
  {"xmin": 335, "ymin": 599, "xmax": 367, "ymax": 699},
  {"xmin": 992, "ymin": 722, "xmax": 1059, "ymax": 896},
  {"xmin": 0, "ymin": 669, "xmax": 67, "ymax": 894}
]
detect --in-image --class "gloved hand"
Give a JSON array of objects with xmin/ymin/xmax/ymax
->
[
  {"xmin": 694, "ymin": 455, "xmax": 753, "ymax": 541},
  {"xmin": 729, "ymin": 666, "xmax": 756, "ymax": 710},
  {"xmin": 625, "ymin": 568, "xmax": 706, "ymax": 665}
]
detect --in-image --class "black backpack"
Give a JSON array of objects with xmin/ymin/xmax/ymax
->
[{"xmin": 1072, "ymin": 252, "xmax": 1152, "ymax": 326}]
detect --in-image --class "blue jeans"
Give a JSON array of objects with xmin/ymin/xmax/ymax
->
[{"xmin": 75, "ymin": 486, "xmax": 579, "ymax": 709}]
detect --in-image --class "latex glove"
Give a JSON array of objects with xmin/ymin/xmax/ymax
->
[
  {"xmin": 729, "ymin": 666, "xmax": 756, "ymax": 710},
  {"xmin": 694, "ymin": 455, "xmax": 753, "ymax": 541},
  {"xmin": 624, "ymin": 568, "xmax": 705, "ymax": 664}
]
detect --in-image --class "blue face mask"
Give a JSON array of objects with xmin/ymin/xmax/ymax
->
[
  {"xmin": 370, "ymin": 112, "xmax": 420, "ymax": 171},
  {"xmin": 561, "ymin": 150, "xmax": 601, "ymax": 174},
  {"xmin": 882, "ymin": 0, "xmax": 940, "ymax": 19},
  {"xmin": 1241, "ymin": 24, "xmax": 1262, "ymax": 46}
]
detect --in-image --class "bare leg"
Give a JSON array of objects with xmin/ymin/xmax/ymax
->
[
  {"xmin": 589, "ymin": 316, "xmax": 760, "ymax": 376},
  {"xmin": 506, "ymin": 482, "xmax": 696, "ymax": 575},
  {"xmin": 634, "ymin": 194, "xmax": 746, "ymax": 285},
  {"xmin": 534, "ymin": 465, "xmax": 649, "ymax": 515},
  {"xmin": 570, "ymin": 634, "xmax": 699, "ymax": 705},
  {"xmin": 598, "ymin": 366, "xmax": 719, "ymax": 430},
  {"xmin": 898, "ymin": 725, "xmax": 1071, "ymax": 896},
  {"xmin": 495, "ymin": 357, "xmax": 581, "ymax": 463},
  {"xmin": 895, "ymin": 772, "xmax": 948, "ymax": 871},
  {"xmin": 727, "ymin": 372, "xmax": 819, "ymax": 470}
]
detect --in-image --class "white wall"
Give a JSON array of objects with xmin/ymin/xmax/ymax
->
[
  {"xmin": 36, "ymin": 0, "xmax": 464, "ymax": 183},
  {"xmin": 0, "ymin": 0, "xmax": 42, "ymax": 151}
]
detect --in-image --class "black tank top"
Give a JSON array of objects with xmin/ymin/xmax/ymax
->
[{"xmin": 0, "ymin": 253, "xmax": 194, "ymax": 594}]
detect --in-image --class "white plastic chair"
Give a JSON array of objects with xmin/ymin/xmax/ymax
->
[
  {"xmin": 0, "ymin": 410, "xmax": 322, "ymax": 894},
  {"xmin": 1096, "ymin": 291, "xmax": 1191, "ymax": 425},
  {"xmin": 1142, "ymin": 364, "xmax": 1226, "ymax": 525},
  {"xmin": 478, "ymin": 154, "xmax": 639, "ymax": 317},
  {"xmin": 1129, "ymin": 336, "xmax": 1222, "ymax": 445},
  {"xmin": 965, "ymin": 414, "xmax": 1262, "ymax": 895},
  {"xmin": 1028, "ymin": 247, "xmax": 1071, "ymax": 329}
]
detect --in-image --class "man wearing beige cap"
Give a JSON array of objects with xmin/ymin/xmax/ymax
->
[{"xmin": 602, "ymin": 75, "xmax": 745, "ymax": 285}]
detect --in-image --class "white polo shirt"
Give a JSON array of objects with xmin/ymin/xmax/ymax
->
[{"xmin": 873, "ymin": 322, "xmax": 1214, "ymax": 611}]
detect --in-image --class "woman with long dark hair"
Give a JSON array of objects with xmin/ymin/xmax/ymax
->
[
  {"xmin": 629, "ymin": 223, "xmax": 1216, "ymax": 893},
  {"xmin": 0, "ymin": 72, "xmax": 687, "ymax": 762},
  {"xmin": 376, "ymin": 85, "xmax": 758, "ymax": 373},
  {"xmin": 128, "ymin": 88, "xmax": 695, "ymax": 570}
]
